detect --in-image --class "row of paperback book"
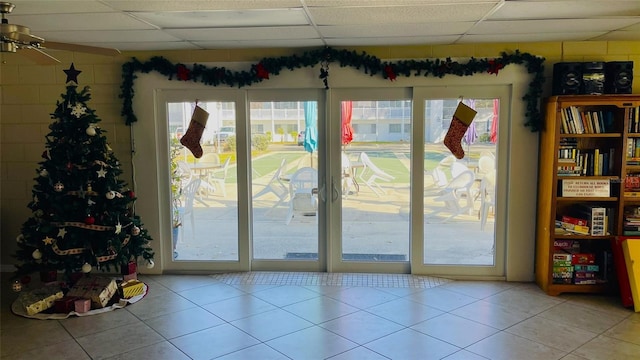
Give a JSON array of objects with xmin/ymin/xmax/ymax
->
[
  {"xmin": 623, "ymin": 206, "xmax": 640, "ymax": 235},
  {"xmin": 556, "ymin": 147, "xmax": 615, "ymax": 176},
  {"xmin": 552, "ymin": 240, "xmax": 601, "ymax": 285},
  {"xmin": 626, "ymin": 106, "xmax": 640, "ymax": 133},
  {"xmin": 559, "ymin": 106, "xmax": 614, "ymax": 134}
]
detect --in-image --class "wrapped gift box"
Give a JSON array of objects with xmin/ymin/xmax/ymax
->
[
  {"xmin": 67, "ymin": 276, "xmax": 117, "ymax": 308},
  {"xmin": 18, "ymin": 286, "xmax": 64, "ymax": 315},
  {"xmin": 120, "ymin": 280, "xmax": 145, "ymax": 298},
  {"xmin": 74, "ymin": 298, "xmax": 91, "ymax": 313},
  {"xmin": 53, "ymin": 296, "xmax": 78, "ymax": 313}
]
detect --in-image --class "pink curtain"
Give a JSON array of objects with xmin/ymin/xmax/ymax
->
[
  {"xmin": 341, "ymin": 101, "xmax": 354, "ymax": 145},
  {"xmin": 490, "ymin": 99, "xmax": 499, "ymax": 144}
]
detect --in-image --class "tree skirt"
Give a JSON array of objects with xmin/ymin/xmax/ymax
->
[{"xmin": 11, "ymin": 283, "xmax": 148, "ymax": 320}]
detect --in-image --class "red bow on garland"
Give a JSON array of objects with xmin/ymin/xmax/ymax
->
[
  {"xmin": 176, "ymin": 64, "xmax": 191, "ymax": 81},
  {"xmin": 487, "ymin": 59, "xmax": 504, "ymax": 76},
  {"xmin": 256, "ymin": 63, "xmax": 270, "ymax": 79},
  {"xmin": 384, "ymin": 65, "xmax": 396, "ymax": 81}
]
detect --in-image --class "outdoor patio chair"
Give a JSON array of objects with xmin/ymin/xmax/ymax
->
[
  {"xmin": 209, "ymin": 157, "xmax": 230, "ymax": 197},
  {"xmin": 425, "ymin": 170, "xmax": 475, "ymax": 222},
  {"xmin": 358, "ymin": 152, "xmax": 395, "ymax": 196},
  {"xmin": 341, "ymin": 152, "xmax": 356, "ymax": 197},
  {"xmin": 285, "ymin": 167, "xmax": 318, "ymax": 225},
  {"xmin": 178, "ymin": 178, "xmax": 201, "ymax": 244},
  {"xmin": 253, "ymin": 158, "xmax": 289, "ymax": 211},
  {"xmin": 479, "ymin": 171, "xmax": 496, "ymax": 230},
  {"xmin": 176, "ymin": 161, "xmax": 193, "ymax": 187}
]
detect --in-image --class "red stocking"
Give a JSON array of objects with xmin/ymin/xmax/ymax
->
[
  {"xmin": 444, "ymin": 102, "xmax": 477, "ymax": 159},
  {"xmin": 180, "ymin": 105, "xmax": 209, "ymax": 158}
]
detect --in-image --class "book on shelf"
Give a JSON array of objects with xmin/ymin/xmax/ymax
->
[
  {"xmin": 560, "ymin": 106, "xmax": 613, "ymax": 134},
  {"xmin": 569, "ymin": 204, "xmax": 610, "ymax": 236},
  {"xmin": 560, "ymin": 215, "xmax": 588, "ymax": 227},
  {"xmin": 556, "ymin": 220, "xmax": 590, "ymax": 235}
]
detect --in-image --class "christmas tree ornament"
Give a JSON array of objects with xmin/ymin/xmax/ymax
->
[
  {"xmin": 40, "ymin": 169, "xmax": 48, "ymax": 177},
  {"xmin": 444, "ymin": 101, "xmax": 477, "ymax": 159},
  {"xmin": 81, "ymin": 262, "xmax": 92, "ymax": 273},
  {"xmin": 16, "ymin": 234, "xmax": 24, "ymax": 243},
  {"xmin": 64, "ymin": 63, "xmax": 82, "ymax": 84},
  {"xmin": 42, "ymin": 236, "xmax": 54, "ymax": 245},
  {"xmin": 105, "ymin": 191, "xmax": 116, "ymax": 200},
  {"xmin": 57, "ymin": 228, "xmax": 67, "ymax": 238},
  {"xmin": 53, "ymin": 182, "xmax": 64, "ymax": 192},
  {"xmin": 32, "ymin": 249, "xmax": 42, "ymax": 260},
  {"xmin": 131, "ymin": 226, "xmax": 140, "ymax": 236},
  {"xmin": 179, "ymin": 105, "xmax": 209, "ymax": 158},
  {"xmin": 86, "ymin": 125, "xmax": 96, "ymax": 136},
  {"xmin": 70, "ymin": 104, "xmax": 87, "ymax": 118},
  {"xmin": 87, "ymin": 183, "xmax": 93, "ymax": 192},
  {"xmin": 127, "ymin": 190, "xmax": 135, "ymax": 199},
  {"xmin": 115, "ymin": 222, "xmax": 122, "ymax": 234},
  {"xmin": 84, "ymin": 215, "xmax": 96, "ymax": 225},
  {"xmin": 12, "ymin": 280, "xmax": 22, "ymax": 292},
  {"xmin": 96, "ymin": 167, "xmax": 107, "ymax": 178},
  {"xmin": 146, "ymin": 259, "xmax": 155, "ymax": 269}
]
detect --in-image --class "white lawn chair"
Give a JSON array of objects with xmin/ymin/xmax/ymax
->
[
  {"xmin": 426, "ymin": 170, "xmax": 475, "ymax": 222},
  {"xmin": 479, "ymin": 171, "xmax": 496, "ymax": 230},
  {"xmin": 209, "ymin": 157, "xmax": 230, "ymax": 197},
  {"xmin": 358, "ymin": 152, "xmax": 394, "ymax": 196},
  {"xmin": 285, "ymin": 167, "xmax": 318, "ymax": 225},
  {"xmin": 253, "ymin": 159, "xmax": 289, "ymax": 211}
]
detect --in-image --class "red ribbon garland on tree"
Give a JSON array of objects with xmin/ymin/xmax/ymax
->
[
  {"xmin": 384, "ymin": 65, "xmax": 397, "ymax": 81},
  {"xmin": 176, "ymin": 64, "xmax": 191, "ymax": 81},
  {"xmin": 487, "ymin": 59, "xmax": 504, "ymax": 76},
  {"xmin": 256, "ymin": 63, "xmax": 270, "ymax": 79}
]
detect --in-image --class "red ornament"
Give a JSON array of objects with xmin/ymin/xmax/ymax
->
[
  {"xmin": 176, "ymin": 64, "xmax": 191, "ymax": 81},
  {"xmin": 488, "ymin": 59, "xmax": 504, "ymax": 76},
  {"xmin": 128, "ymin": 190, "xmax": 135, "ymax": 199},
  {"xmin": 256, "ymin": 63, "xmax": 269, "ymax": 79},
  {"xmin": 384, "ymin": 65, "xmax": 397, "ymax": 81},
  {"xmin": 84, "ymin": 215, "xmax": 95, "ymax": 225}
]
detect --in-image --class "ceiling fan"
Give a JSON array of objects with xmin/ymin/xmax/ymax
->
[{"xmin": 0, "ymin": 1, "xmax": 120, "ymax": 65}]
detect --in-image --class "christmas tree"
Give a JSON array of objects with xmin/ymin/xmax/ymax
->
[{"xmin": 14, "ymin": 64, "xmax": 154, "ymax": 280}]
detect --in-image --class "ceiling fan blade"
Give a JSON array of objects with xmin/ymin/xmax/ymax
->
[
  {"xmin": 20, "ymin": 47, "xmax": 60, "ymax": 65},
  {"xmin": 44, "ymin": 41, "xmax": 121, "ymax": 57}
]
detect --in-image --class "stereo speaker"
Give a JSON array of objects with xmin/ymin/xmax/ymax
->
[
  {"xmin": 553, "ymin": 62, "xmax": 583, "ymax": 95},
  {"xmin": 605, "ymin": 61, "xmax": 633, "ymax": 94}
]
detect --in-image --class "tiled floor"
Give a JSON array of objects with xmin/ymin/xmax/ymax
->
[{"xmin": 1, "ymin": 272, "xmax": 639, "ymax": 360}]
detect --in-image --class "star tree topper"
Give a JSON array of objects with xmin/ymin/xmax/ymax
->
[{"xmin": 64, "ymin": 63, "xmax": 82, "ymax": 84}]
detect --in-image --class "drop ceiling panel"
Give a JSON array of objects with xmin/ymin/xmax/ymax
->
[
  {"xmin": 133, "ymin": 9, "xmax": 310, "ymax": 28},
  {"xmin": 103, "ymin": 0, "xmax": 302, "ymax": 11},
  {"xmin": 90, "ymin": 41, "xmax": 201, "ymax": 51},
  {"xmin": 319, "ymin": 22, "xmax": 475, "ymax": 37},
  {"xmin": 166, "ymin": 26, "xmax": 319, "ymax": 41},
  {"xmin": 327, "ymin": 35, "xmax": 462, "ymax": 46},
  {"xmin": 491, "ymin": 1, "xmax": 640, "ymax": 19},
  {"xmin": 193, "ymin": 39, "xmax": 325, "ymax": 49},
  {"xmin": 37, "ymin": 30, "xmax": 183, "ymax": 44},
  {"xmin": 471, "ymin": 18, "xmax": 640, "ymax": 34},
  {"xmin": 9, "ymin": 1, "xmax": 117, "ymax": 14},
  {"xmin": 309, "ymin": 4, "xmax": 498, "ymax": 25},
  {"xmin": 305, "ymin": 0, "xmax": 499, "ymax": 6},
  {"xmin": 10, "ymin": 13, "xmax": 155, "ymax": 31},
  {"xmin": 458, "ymin": 32, "xmax": 609, "ymax": 43}
]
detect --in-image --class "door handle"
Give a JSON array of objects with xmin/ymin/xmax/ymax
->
[
  {"xmin": 331, "ymin": 176, "xmax": 340, "ymax": 202},
  {"xmin": 319, "ymin": 183, "xmax": 326, "ymax": 203}
]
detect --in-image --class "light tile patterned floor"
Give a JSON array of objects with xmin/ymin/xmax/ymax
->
[{"xmin": 1, "ymin": 272, "xmax": 639, "ymax": 360}]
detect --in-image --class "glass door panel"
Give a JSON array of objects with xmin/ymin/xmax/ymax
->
[
  {"xmin": 250, "ymin": 100, "xmax": 319, "ymax": 260},
  {"xmin": 340, "ymin": 100, "xmax": 411, "ymax": 262},
  {"xmin": 168, "ymin": 101, "xmax": 239, "ymax": 261},
  {"xmin": 423, "ymin": 98, "xmax": 497, "ymax": 266}
]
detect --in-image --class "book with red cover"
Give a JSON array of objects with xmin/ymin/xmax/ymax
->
[{"xmin": 561, "ymin": 215, "xmax": 589, "ymax": 227}]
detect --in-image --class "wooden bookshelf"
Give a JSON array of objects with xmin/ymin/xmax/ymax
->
[{"xmin": 536, "ymin": 95, "xmax": 640, "ymax": 296}]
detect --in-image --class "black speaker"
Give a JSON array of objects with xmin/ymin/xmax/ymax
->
[
  {"xmin": 553, "ymin": 62, "xmax": 583, "ymax": 95},
  {"xmin": 605, "ymin": 61, "xmax": 633, "ymax": 94}
]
